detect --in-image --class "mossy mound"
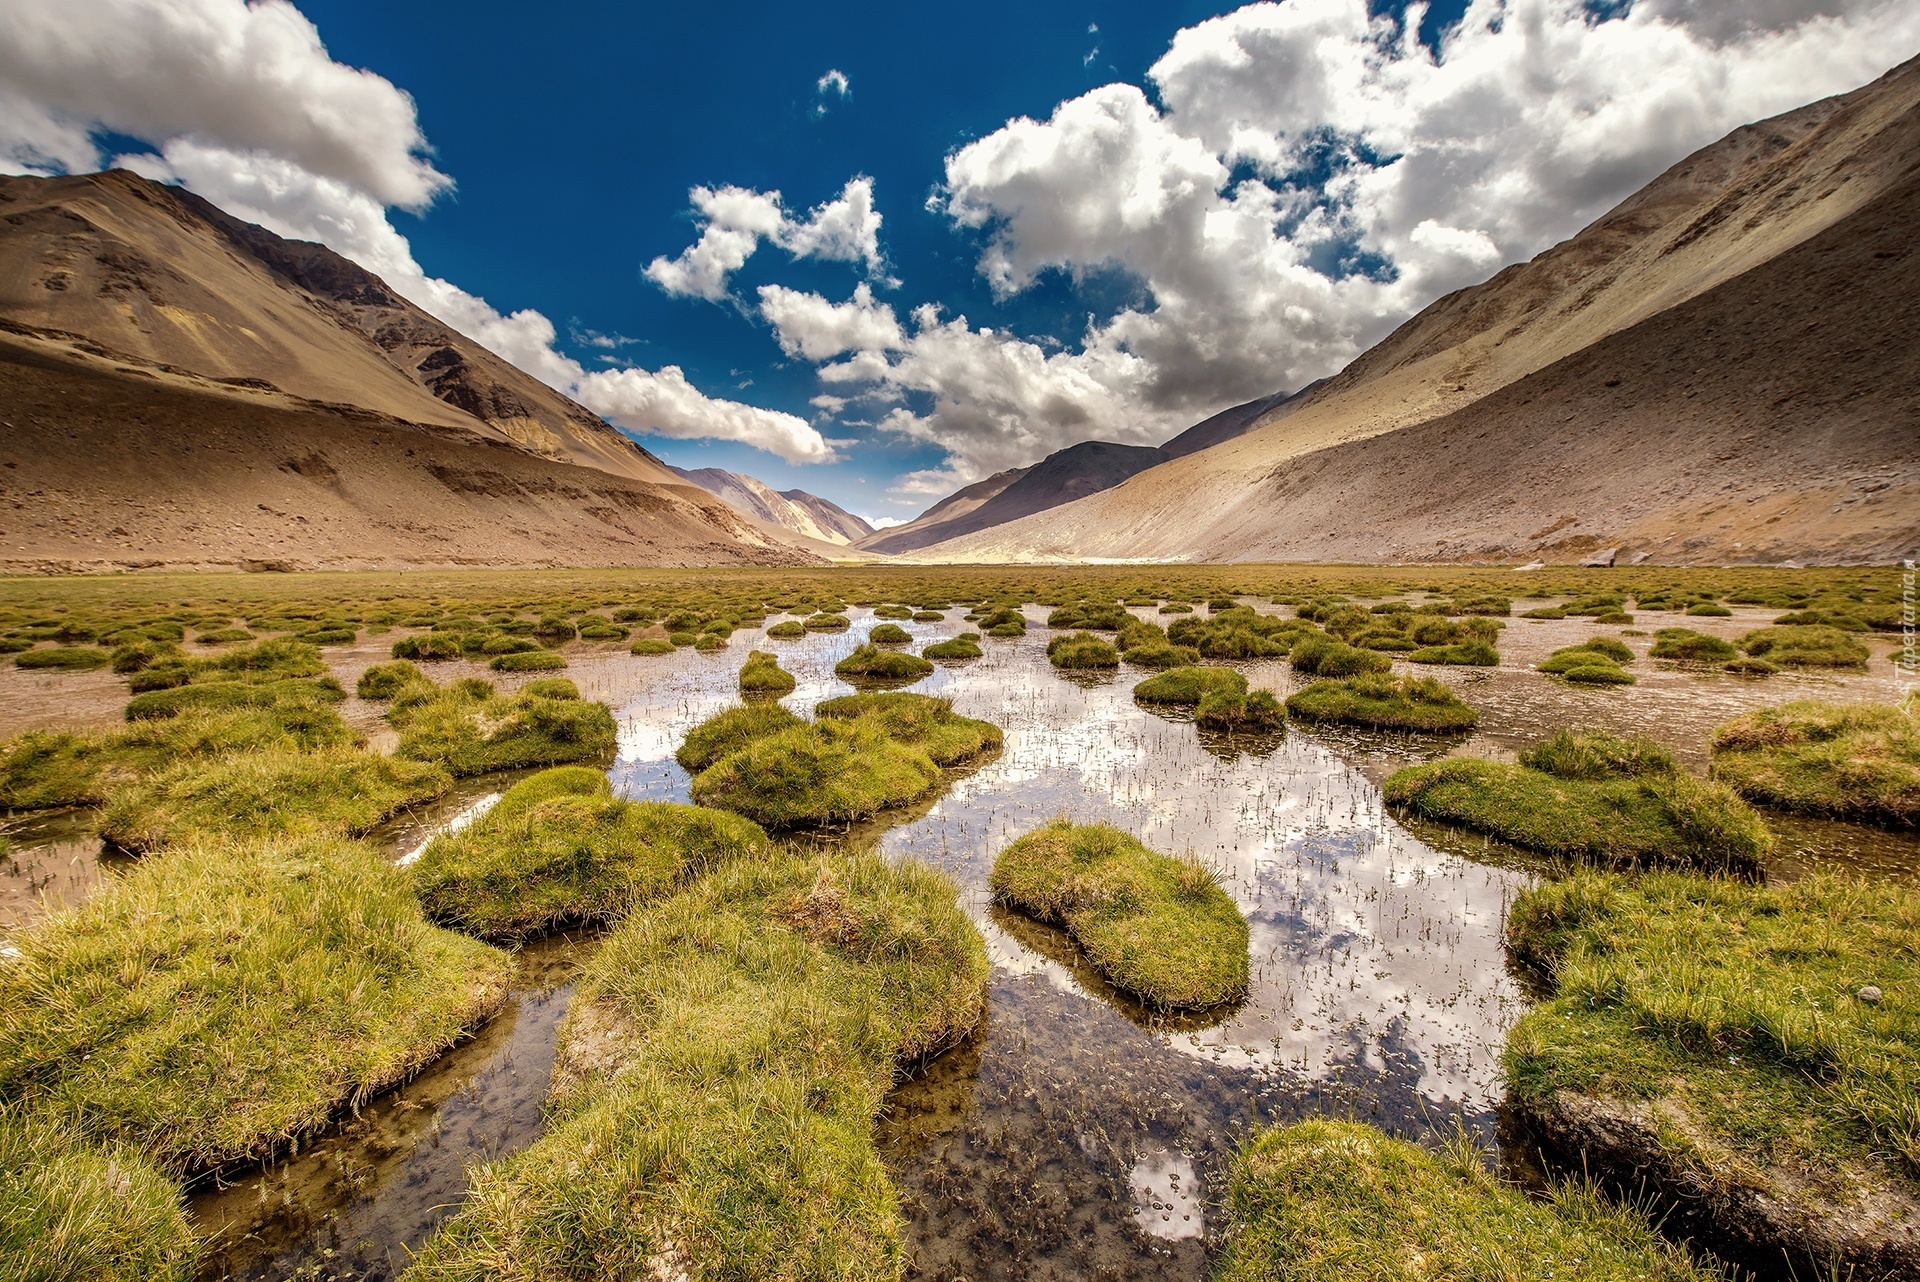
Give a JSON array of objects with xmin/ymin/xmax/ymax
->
[
  {"xmin": 991, "ymin": 820, "xmax": 1247, "ymax": 1009},
  {"xmin": 0, "ymin": 836, "xmax": 508, "ymax": 1179},
  {"xmin": 628, "ymin": 636, "xmax": 676, "ymax": 655},
  {"xmin": 804, "ymin": 613, "xmax": 851, "ymax": 632},
  {"xmin": 0, "ymin": 1112, "xmax": 195, "ymax": 1282},
  {"xmin": 1047, "ymin": 632, "xmax": 1119, "ymax": 670},
  {"xmin": 406, "ymin": 852, "xmax": 987, "ymax": 1281},
  {"xmin": 1385, "ymin": 730, "xmax": 1772, "ymax": 874},
  {"xmin": 13, "ymin": 646, "xmax": 111, "ymax": 672},
  {"xmin": 413, "ymin": 769, "xmax": 770, "ymax": 941},
  {"xmin": 1739, "ymin": 625, "xmax": 1870, "ymax": 669},
  {"xmin": 1289, "ymin": 634, "xmax": 1392, "ymax": 677},
  {"xmin": 1407, "ymin": 639, "xmax": 1500, "ymax": 666},
  {"xmin": 835, "ymin": 643, "xmax": 934, "ymax": 683},
  {"xmin": 813, "ymin": 693, "xmax": 1001, "ymax": 767},
  {"xmin": 1122, "ymin": 641, "xmax": 1202, "ymax": 669},
  {"xmin": 1723, "ymin": 656, "xmax": 1781, "ymax": 676},
  {"xmin": 391, "ymin": 676, "xmax": 616, "ymax": 776},
  {"xmin": 923, "ymin": 636, "xmax": 982, "ymax": 661},
  {"xmin": 124, "ymin": 675, "xmax": 343, "ymax": 721},
  {"xmin": 1217, "ymin": 1119, "xmax": 1713, "ymax": 1282},
  {"xmin": 738, "ymin": 650, "xmax": 796, "ymax": 696},
  {"xmin": 357, "ymin": 659, "xmax": 428, "ymax": 700},
  {"xmin": 1710, "ymin": 699, "xmax": 1920, "ymax": 827},
  {"xmin": 1047, "ymin": 603, "xmax": 1130, "ymax": 631},
  {"xmin": 1540, "ymin": 638, "xmax": 1636, "ymax": 684},
  {"xmin": 1648, "ymin": 628, "xmax": 1739, "ymax": 663},
  {"xmin": 97, "ymin": 744, "xmax": 450, "ymax": 852},
  {"xmin": 676, "ymin": 703, "xmax": 805, "ymax": 773},
  {"xmin": 691, "ymin": 720, "xmax": 941, "ymax": 827},
  {"xmin": 1195, "ymin": 689, "xmax": 1286, "ymax": 732},
  {"xmin": 868, "ymin": 623, "xmax": 913, "ymax": 645},
  {"xmin": 1286, "ymin": 674, "xmax": 1478, "ymax": 733},
  {"xmin": 1504, "ymin": 870, "xmax": 1920, "ymax": 1277},
  {"xmin": 1132, "ymin": 666, "xmax": 1247, "ymax": 706}
]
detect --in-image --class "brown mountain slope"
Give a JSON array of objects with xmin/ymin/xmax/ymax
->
[
  {"xmin": 922, "ymin": 54, "xmax": 1920, "ymax": 564},
  {"xmin": 853, "ymin": 467, "xmax": 1030, "ymax": 553},
  {"xmin": 0, "ymin": 325, "xmax": 817, "ymax": 572},
  {"xmin": 667, "ymin": 466, "xmax": 873, "ymax": 544},
  {"xmin": 0, "ymin": 169, "xmax": 677, "ymax": 486}
]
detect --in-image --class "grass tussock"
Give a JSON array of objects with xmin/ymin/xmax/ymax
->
[
  {"xmin": 0, "ymin": 1110, "xmax": 195, "ymax": 1282},
  {"xmin": 991, "ymin": 819, "xmax": 1247, "ymax": 1009},
  {"xmin": 1133, "ymin": 665, "xmax": 1247, "ymax": 705},
  {"xmin": 675, "ymin": 703, "xmax": 805, "ymax": 773},
  {"xmin": 490, "ymin": 650, "xmax": 566, "ymax": 673},
  {"xmin": 922, "ymin": 635, "xmax": 982, "ymax": 661},
  {"xmin": 1047, "ymin": 632, "xmax": 1120, "ymax": 670},
  {"xmin": 1289, "ymin": 633, "xmax": 1393, "ymax": 677},
  {"xmin": 412, "ymin": 767, "xmax": 770, "ymax": 941},
  {"xmin": 13, "ymin": 646, "xmax": 111, "ymax": 671},
  {"xmin": 97, "ymin": 744, "xmax": 450, "ymax": 853},
  {"xmin": 1539, "ymin": 636, "xmax": 1637, "ymax": 685},
  {"xmin": 0, "ymin": 836, "xmax": 509, "ymax": 1178},
  {"xmin": 814, "ymin": 693, "xmax": 1003, "ymax": 766},
  {"xmin": 1710, "ymin": 699, "xmax": 1920, "ymax": 827},
  {"xmin": 406, "ymin": 852, "xmax": 988, "ymax": 1282},
  {"xmin": 1505, "ymin": 869, "xmax": 1920, "ymax": 1201},
  {"xmin": 629, "ymin": 636, "xmax": 676, "ymax": 655},
  {"xmin": 1648, "ymin": 628, "xmax": 1739, "ymax": 664},
  {"xmin": 1217, "ymin": 1119, "xmax": 1714, "ymax": 1282},
  {"xmin": 868, "ymin": 623, "xmax": 912, "ymax": 645},
  {"xmin": 391, "ymin": 675, "xmax": 617, "ymax": 776},
  {"xmin": 738, "ymin": 650, "xmax": 796, "ymax": 696},
  {"xmin": 1739, "ymin": 625, "xmax": 1870, "ymax": 669},
  {"xmin": 1386, "ymin": 729, "xmax": 1772, "ymax": 874},
  {"xmin": 1286, "ymin": 674, "xmax": 1478, "ymax": 734},
  {"xmin": 835, "ymin": 644, "xmax": 934, "ymax": 683},
  {"xmin": 1195, "ymin": 688, "xmax": 1286, "ymax": 732}
]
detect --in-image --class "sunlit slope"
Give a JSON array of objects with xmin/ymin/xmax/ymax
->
[{"xmin": 921, "ymin": 53, "xmax": 1920, "ymax": 564}]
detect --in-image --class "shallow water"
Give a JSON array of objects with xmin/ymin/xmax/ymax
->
[{"xmin": 4, "ymin": 601, "xmax": 1914, "ymax": 1277}]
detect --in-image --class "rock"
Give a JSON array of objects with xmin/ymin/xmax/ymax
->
[
  {"xmin": 1514, "ymin": 561, "xmax": 1546, "ymax": 571},
  {"xmin": 1628, "ymin": 550, "xmax": 1652, "ymax": 565},
  {"xmin": 1860, "ymin": 985, "xmax": 1883, "ymax": 1004},
  {"xmin": 1580, "ymin": 547, "xmax": 1620, "ymax": 567}
]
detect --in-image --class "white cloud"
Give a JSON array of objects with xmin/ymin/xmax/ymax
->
[
  {"xmin": 644, "ymin": 177, "xmax": 885, "ymax": 301},
  {"xmin": 0, "ymin": 0, "xmax": 834, "ymax": 465},
  {"xmin": 814, "ymin": 0, "xmax": 1920, "ymax": 484},
  {"xmin": 758, "ymin": 282, "xmax": 906, "ymax": 361},
  {"xmin": 867, "ymin": 515, "xmax": 907, "ymax": 528},
  {"xmin": 816, "ymin": 69, "xmax": 851, "ymax": 99}
]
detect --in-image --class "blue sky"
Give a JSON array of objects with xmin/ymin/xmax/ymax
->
[{"xmin": 3, "ymin": 1, "xmax": 1913, "ymax": 523}]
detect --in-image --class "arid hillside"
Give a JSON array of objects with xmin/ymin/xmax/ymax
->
[
  {"xmin": 0, "ymin": 170, "xmax": 819, "ymax": 570},
  {"xmin": 917, "ymin": 54, "xmax": 1920, "ymax": 565},
  {"xmin": 668, "ymin": 466, "xmax": 873, "ymax": 545},
  {"xmin": 0, "ymin": 326, "xmax": 816, "ymax": 571}
]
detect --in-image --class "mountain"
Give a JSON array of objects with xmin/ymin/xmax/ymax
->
[
  {"xmin": 667, "ymin": 466, "xmax": 873, "ymax": 545},
  {"xmin": 857, "ymin": 443, "xmax": 1169, "ymax": 555},
  {"xmin": 911, "ymin": 54, "xmax": 1920, "ymax": 565},
  {"xmin": 0, "ymin": 169, "xmax": 815, "ymax": 570},
  {"xmin": 853, "ymin": 467, "xmax": 1029, "ymax": 554},
  {"xmin": 1159, "ymin": 385, "xmax": 1314, "ymax": 459}
]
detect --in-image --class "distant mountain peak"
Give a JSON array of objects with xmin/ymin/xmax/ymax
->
[{"xmin": 667, "ymin": 466, "xmax": 873, "ymax": 545}]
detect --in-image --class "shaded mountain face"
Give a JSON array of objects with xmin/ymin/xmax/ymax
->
[
  {"xmin": 0, "ymin": 168, "xmax": 676, "ymax": 487},
  {"xmin": 666, "ymin": 467, "xmax": 874, "ymax": 545},
  {"xmin": 857, "ymin": 443, "xmax": 1167, "ymax": 555},
  {"xmin": 911, "ymin": 52, "xmax": 1920, "ymax": 565},
  {"xmin": 1158, "ymin": 385, "xmax": 1313, "ymax": 459},
  {"xmin": 0, "ymin": 169, "xmax": 815, "ymax": 570},
  {"xmin": 853, "ymin": 467, "xmax": 1030, "ymax": 554}
]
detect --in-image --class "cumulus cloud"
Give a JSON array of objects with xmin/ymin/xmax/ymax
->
[
  {"xmin": 828, "ymin": 0, "xmax": 1920, "ymax": 484},
  {"xmin": 0, "ymin": 0, "xmax": 834, "ymax": 464},
  {"xmin": 815, "ymin": 68, "xmax": 851, "ymax": 115},
  {"xmin": 758, "ymin": 282, "xmax": 906, "ymax": 360},
  {"xmin": 644, "ymin": 177, "xmax": 885, "ymax": 300}
]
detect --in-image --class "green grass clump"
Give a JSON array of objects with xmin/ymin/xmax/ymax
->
[
  {"xmin": 991, "ymin": 820, "xmax": 1247, "ymax": 1009},
  {"xmin": 0, "ymin": 836, "xmax": 508, "ymax": 1177},
  {"xmin": 1710, "ymin": 700, "xmax": 1920, "ymax": 827},
  {"xmin": 412, "ymin": 768, "xmax": 769, "ymax": 941},
  {"xmin": 1047, "ymin": 602, "xmax": 1130, "ymax": 630},
  {"xmin": 1740, "ymin": 625, "xmax": 1870, "ymax": 668},
  {"xmin": 391, "ymin": 632, "xmax": 464, "ymax": 661},
  {"xmin": 923, "ymin": 636, "xmax": 982, "ymax": 660},
  {"xmin": 490, "ymin": 650, "xmax": 566, "ymax": 672},
  {"xmin": 1505, "ymin": 870, "xmax": 1920, "ymax": 1250},
  {"xmin": 123, "ymin": 675, "xmax": 343, "ymax": 721},
  {"xmin": 1047, "ymin": 632, "xmax": 1119, "ymax": 670},
  {"xmin": 1286, "ymin": 674, "xmax": 1478, "ymax": 733},
  {"xmin": 1133, "ymin": 666, "xmax": 1247, "ymax": 705},
  {"xmin": 1540, "ymin": 638, "xmax": 1636, "ymax": 684},
  {"xmin": 1195, "ymin": 689, "xmax": 1286, "ymax": 732},
  {"xmin": 1289, "ymin": 633, "xmax": 1392, "ymax": 677},
  {"xmin": 813, "ymin": 693, "xmax": 1002, "ymax": 767},
  {"xmin": 628, "ymin": 636, "xmax": 676, "ymax": 655},
  {"xmin": 691, "ymin": 720, "xmax": 941, "ymax": 828},
  {"xmin": 97, "ymin": 744, "xmax": 450, "ymax": 852},
  {"xmin": 804, "ymin": 613, "xmax": 851, "ymax": 631},
  {"xmin": 675, "ymin": 703, "xmax": 805, "ymax": 772},
  {"xmin": 1217, "ymin": 1119, "xmax": 1713, "ymax": 1282},
  {"xmin": 13, "ymin": 647, "xmax": 111, "ymax": 671},
  {"xmin": 357, "ymin": 659, "xmax": 429, "ymax": 700},
  {"xmin": 738, "ymin": 650, "xmax": 796, "ymax": 695},
  {"xmin": 406, "ymin": 852, "xmax": 987, "ymax": 1281},
  {"xmin": 194, "ymin": 628, "xmax": 255, "ymax": 645},
  {"xmin": 1122, "ymin": 641, "xmax": 1201, "ymax": 668},
  {"xmin": 835, "ymin": 644, "xmax": 934, "ymax": 683},
  {"xmin": 868, "ymin": 623, "xmax": 912, "ymax": 645},
  {"xmin": 1649, "ymin": 628, "xmax": 1739, "ymax": 663},
  {"xmin": 392, "ymin": 676, "xmax": 616, "ymax": 776},
  {"xmin": 0, "ymin": 1111, "xmax": 195, "ymax": 1282},
  {"xmin": 872, "ymin": 604, "xmax": 913, "ymax": 620},
  {"xmin": 1724, "ymin": 656, "xmax": 1780, "ymax": 676},
  {"xmin": 1686, "ymin": 602, "xmax": 1733, "ymax": 617},
  {"xmin": 1385, "ymin": 731, "xmax": 1772, "ymax": 874},
  {"xmin": 693, "ymin": 633, "xmax": 728, "ymax": 652},
  {"xmin": 1408, "ymin": 639, "xmax": 1500, "ymax": 666}
]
